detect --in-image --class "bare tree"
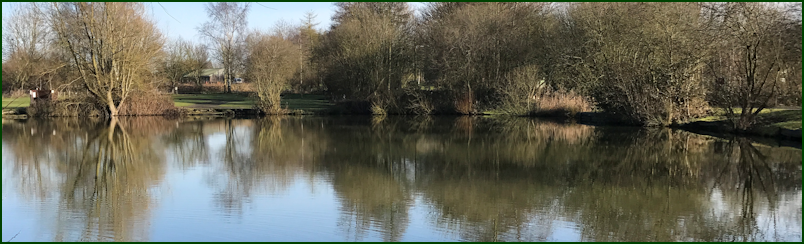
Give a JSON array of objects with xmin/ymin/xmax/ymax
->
[
  {"xmin": 198, "ymin": 2, "xmax": 250, "ymax": 93},
  {"xmin": 245, "ymin": 30, "xmax": 300, "ymax": 114},
  {"xmin": 419, "ymin": 3, "xmax": 553, "ymax": 114},
  {"xmin": 2, "ymin": 2, "xmax": 63, "ymax": 92},
  {"xmin": 317, "ymin": 2, "xmax": 414, "ymax": 114},
  {"xmin": 704, "ymin": 2, "xmax": 798, "ymax": 130},
  {"xmin": 49, "ymin": 2, "xmax": 165, "ymax": 116},
  {"xmin": 187, "ymin": 42, "xmax": 211, "ymax": 86},
  {"xmin": 159, "ymin": 39, "xmax": 211, "ymax": 91},
  {"xmin": 292, "ymin": 11, "xmax": 322, "ymax": 92},
  {"xmin": 160, "ymin": 39, "xmax": 192, "ymax": 92},
  {"xmin": 775, "ymin": 3, "xmax": 803, "ymax": 106},
  {"xmin": 332, "ymin": 2, "xmax": 412, "ymax": 26},
  {"xmin": 553, "ymin": 2, "xmax": 710, "ymax": 125}
]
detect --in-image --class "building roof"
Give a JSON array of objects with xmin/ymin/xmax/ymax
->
[{"xmin": 183, "ymin": 68, "xmax": 224, "ymax": 78}]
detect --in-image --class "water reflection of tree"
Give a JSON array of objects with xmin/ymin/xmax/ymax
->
[
  {"xmin": 57, "ymin": 118, "xmax": 167, "ymax": 241},
  {"xmin": 562, "ymin": 183, "xmax": 711, "ymax": 241},
  {"xmin": 7, "ymin": 116, "xmax": 793, "ymax": 241},
  {"xmin": 162, "ymin": 120, "xmax": 212, "ymax": 169},
  {"xmin": 353, "ymin": 117, "xmax": 800, "ymax": 242},
  {"xmin": 321, "ymin": 116, "xmax": 415, "ymax": 241},
  {"xmin": 262, "ymin": 116, "xmax": 798, "ymax": 242},
  {"xmin": 251, "ymin": 117, "xmax": 328, "ymax": 190},
  {"xmin": 203, "ymin": 117, "xmax": 331, "ymax": 217},
  {"xmin": 204, "ymin": 119, "xmax": 255, "ymax": 216},
  {"xmin": 558, "ymin": 132, "xmax": 800, "ymax": 242},
  {"xmin": 329, "ymin": 163, "xmax": 412, "ymax": 242},
  {"xmin": 696, "ymin": 138, "xmax": 802, "ymax": 242},
  {"xmin": 316, "ymin": 117, "xmax": 596, "ymax": 241},
  {"xmin": 565, "ymin": 128, "xmax": 710, "ymax": 187},
  {"xmin": 439, "ymin": 117, "xmax": 596, "ymax": 170},
  {"xmin": 3, "ymin": 117, "xmax": 171, "ymax": 241},
  {"xmin": 419, "ymin": 171, "xmax": 564, "ymax": 242},
  {"xmin": 3, "ymin": 118, "xmax": 104, "ymax": 201},
  {"xmin": 410, "ymin": 117, "xmax": 597, "ymax": 241}
]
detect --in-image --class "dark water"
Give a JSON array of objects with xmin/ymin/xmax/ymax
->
[{"xmin": 2, "ymin": 116, "xmax": 801, "ymax": 242}]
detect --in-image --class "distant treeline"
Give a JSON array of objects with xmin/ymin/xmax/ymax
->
[{"xmin": 3, "ymin": 2, "xmax": 801, "ymax": 128}]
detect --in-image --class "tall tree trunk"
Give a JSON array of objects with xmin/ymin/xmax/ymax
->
[
  {"xmin": 108, "ymin": 116, "xmax": 118, "ymax": 141},
  {"xmin": 106, "ymin": 90, "xmax": 118, "ymax": 116},
  {"xmin": 227, "ymin": 73, "xmax": 232, "ymax": 93}
]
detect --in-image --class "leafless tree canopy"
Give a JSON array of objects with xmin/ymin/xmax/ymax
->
[
  {"xmin": 2, "ymin": 3, "xmax": 66, "ymax": 92},
  {"xmin": 245, "ymin": 30, "xmax": 300, "ymax": 114},
  {"xmin": 198, "ymin": 2, "xmax": 251, "ymax": 93},
  {"xmin": 160, "ymin": 39, "xmax": 210, "ymax": 90},
  {"xmin": 702, "ymin": 2, "xmax": 801, "ymax": 129},
  {"xmin": 316, "ymin": 2, "xmax": 414, "ymax": 114},
  {"xmin": 1, "ymin": 2, "xmax": 800, "ymax": 125},
  {"xmin": 49, "ymin": 2, "xmax": 164, "ymax": 116}
]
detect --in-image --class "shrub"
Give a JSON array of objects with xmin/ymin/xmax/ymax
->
[
  {"xmin": 118, "ymin": 91, "xmax": 179, "ymax": 116},
  {"xmin": 370, "ymin": 103, "xmax": 387, "ymax": 115},
  {"xmin": 176, "ymin": 83, "xmax": 227, "ymax": 94},
  {"xmin": 256, "ymin": 100, "xmax": 288, "ymax": 115},
  {"xmin": 402, "ymin": 88, "xmax": 435, "ymax": 115},
  {"xmin": 6, "ymin": 89, "xmax": 29, "ymax": 98},
  {"xmin": 27, "ymin": 94, "xmax": 106, "ymax": 117},
  {"xmin": 453, "ymin": 91, "xmax": 475, "ymax": 115},
  {"xmin": 231, "ymin": 82, "xmax": 256, "ymax": 93},
  {"xmin": 529, "ymin": 89, "xmax": 593, "ymax": 118}
]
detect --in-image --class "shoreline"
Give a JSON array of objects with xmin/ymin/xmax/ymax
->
[
  {"xmin": 572, "ymin": 111, "xmax": 801, "ymax": 144},
  {"xmin": 3, "ymin": 107, "xmax": 800, "ymax": 145}
]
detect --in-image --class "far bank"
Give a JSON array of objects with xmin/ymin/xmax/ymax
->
[{"xmin": 3, "ymin": 93, "xmax": 800, "ymax": 144}]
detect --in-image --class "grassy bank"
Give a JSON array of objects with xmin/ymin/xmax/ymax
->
[
  {"xmin": 278, "ymin": 94, "xmax": 333, "ymax": 112},
  {"xmin": 2, "ymin": 97, "xmax": 30, "ymax": 109},
  {"xmin": 691, "ymin": 108, "xmax": 802, "ymax": 130},
  {"xmin": 172, "ymin": 93, "xmax": 257, "ymax": 109},
  {"xmin": 3, "ymin": 93, "xmax": 335, "ymax": 116},
  {"xmin": 171, "ymin": 93, "xmax": 334, "ymax": 112},
  {"xmin": 676, "ymin": 108, "xmax": 801, "ymax": 141},
  {"xmin": 695, "ymin": 108, "xmax": 801, "ymax": 128},
  {"xmin": 5, "ymin": 93, "xmax": 801, "ymax": 142}
]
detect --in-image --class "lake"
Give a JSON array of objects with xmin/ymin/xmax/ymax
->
[{"xmin": 2, "ymin": 116, "xmax": 801, "ymax": 241}]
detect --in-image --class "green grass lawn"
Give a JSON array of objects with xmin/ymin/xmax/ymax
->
[
  {"xmin": 172, "ymin": 93, "xmax": 256, "ymax": 109},
  {"xmin": 772, "ymin": 120, "xmax": 802, "ymax": 130},
  {"xmin": 2, "ymin": 97, "xmax": 30, "ymax": 109},
  {"xmin": 760, "ymin": 110, "xmax": 802, "ymax": 130},
  {"xmin": 3, "ymin": 93, "xmax": 336, "ymax": 115},
  {"xmin": 694, "ymin": 107, "xmax": 801, "ymax": 130},
  {"xmin": 280, "ymin": 94, "xmax": 333, "ymax": 112},
  {"xmin": 171, "ymin": 93, "xmax": 334, "ymax": 112}
]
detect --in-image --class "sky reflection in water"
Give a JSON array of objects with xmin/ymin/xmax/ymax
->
[{"xmin": 2, "ymin": 117, "xmax": 801, "ymax": 241}]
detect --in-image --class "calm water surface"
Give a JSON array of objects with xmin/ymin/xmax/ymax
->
[{"xmin": 2, "ymin": 116, "xmax": 801, "ymax": 241}]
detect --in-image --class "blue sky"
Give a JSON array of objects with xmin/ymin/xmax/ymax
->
[
  {"xmin": 2, "ymin": 2, "xmax": 427, "ymax": 44},
  {"xmin": 149, "ymin": 2, "xmax": 337, "ymax": 43}
]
